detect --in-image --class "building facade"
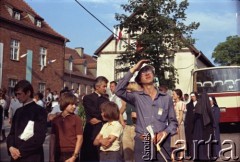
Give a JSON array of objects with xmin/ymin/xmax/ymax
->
[
  {"xmin": 0, "ymin": 0, "xmax": 67, "ymax": 95},
  {"xmin": 64, "ymin": 47, "xmax": 96, "ymax": 96},
  {"xmin": 0, "ymin": 0, "xmax": 97, "ymax": 98},
  {"xmin": 94, "ymin": 30, "xmax": 214, "ymax": 94}
]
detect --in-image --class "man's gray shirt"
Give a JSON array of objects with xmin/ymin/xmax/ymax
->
[{"xmin": 115, "ymin": 71, "xmax": 178, "ymax": 136}]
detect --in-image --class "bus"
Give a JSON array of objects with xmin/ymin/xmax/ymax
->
[{"xmin": 193, "ymin": 66, "xmax": 240, "ymax": 124}]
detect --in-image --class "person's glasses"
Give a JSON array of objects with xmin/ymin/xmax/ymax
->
[{"xmin": 141, "ymin": 70, "xmax": 153, "ymax": 75}]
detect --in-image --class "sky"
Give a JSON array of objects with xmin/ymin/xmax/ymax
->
[{"xmin": 24, "ymin": 0, "xmax": 239, "ymax": 64}]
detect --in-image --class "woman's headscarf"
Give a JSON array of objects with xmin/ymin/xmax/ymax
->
[{"xmin": 195, "ymin": 92, "xmax": 214, "ymax": 126}]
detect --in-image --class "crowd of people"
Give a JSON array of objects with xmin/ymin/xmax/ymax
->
[{"xmin": 0, "ymin": 60, "xmax": 222, "ymax": 162}]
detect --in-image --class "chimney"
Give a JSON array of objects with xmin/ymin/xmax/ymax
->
[{"xmin": 75, "ymin": 47, "xmax": 84, "ymax": 58}]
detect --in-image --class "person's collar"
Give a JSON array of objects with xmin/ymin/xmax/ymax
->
[
  {"xmin": 94, "ymin": 91, "xmax": 101, "ymax": 97},
  {"xmin": 61, "ymin": 112, "xmax": 72, "ymax": 118},
  {"xmin": 107, "ymin": 120, "xmax": 117, "ymax": 126},
  {"xmin": 23, "ymin": 100, "xmax": 34, "ymax": 106}
]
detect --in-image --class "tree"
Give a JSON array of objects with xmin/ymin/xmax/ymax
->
[
  {"xmin": 212, "ymin": 35, "xmax": 240, "ymax": 66},
  {"xmin": 115, "ymin": 0, "xmax": 199, "ymax": 89}
]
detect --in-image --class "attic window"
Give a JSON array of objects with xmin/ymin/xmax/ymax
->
[
  {"xmin": 35, "ymin": 19, "xmax": 42, "ymax": 27},
  {"xmin": 13, "ymin": 10, "xmax": 20, "ymax": 20}
]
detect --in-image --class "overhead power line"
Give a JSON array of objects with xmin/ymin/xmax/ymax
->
[
  {"xmin": 74, "ymin": 0, "xmax": 117, "ymax": 37},
  {"xmin": 74, "ymin": 0, "xmax": 135, "ymax": 50}
]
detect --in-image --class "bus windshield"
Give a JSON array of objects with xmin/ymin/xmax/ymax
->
[{"xmin": 194, "ymin": 67, "xmax": 240, "ymax": 93}]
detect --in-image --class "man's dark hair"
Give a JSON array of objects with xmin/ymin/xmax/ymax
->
[
  {"xmin": 110, "ymin": 81, "xmax": 117, "ymax": 86},
  {"xmin": 60, "ymin": 86, "xmax": 70, "ymax": 96},
  {"xmin": 14, "ymin": 80, "xmax": 34, "ymax": 98},
  {"xmin": 37, "ymin": 92, "xmax": 44, "ymax": 100}
]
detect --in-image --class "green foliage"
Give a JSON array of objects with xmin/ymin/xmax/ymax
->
[
  {"xmin": 78, "ymin": 103, "xmax": 86, "ymax": 126},
  {"xmin": 115, "ymin": 0, "xmax": 199, "ymax": 89},
  {"xmin": 212, "ymin": 35, "xmax": 240, "ymax": 66}
]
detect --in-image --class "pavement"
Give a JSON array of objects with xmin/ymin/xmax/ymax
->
[{"xmin": 0, "ymin": 119, "xmax": 51, "ymax": 162}]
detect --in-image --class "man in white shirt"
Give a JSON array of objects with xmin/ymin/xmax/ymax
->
[
  {"xmin": 8, "ymin": 95, "xmax": 22, "ymax": 124},
  {"xmin": 110, "ymin": 81, "xmax": 127, "ymax": 120}
]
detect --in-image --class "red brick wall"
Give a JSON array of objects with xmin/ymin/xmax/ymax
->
[{"xmin": 0, "ymin": 23, "xmax": 65, "ymax": 94}]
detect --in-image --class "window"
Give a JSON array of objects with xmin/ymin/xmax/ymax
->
[
  {"xmin": 68, "ymin": 56, "xmax": 73, "ymax": 71},
  {"xmin": 114, "ymin": 59, "xmax": 128, "ymax": 81},
  {"xmin": 84, "ymin": 64, "xmax": 87, "ymax": 75},
  {"xmin": 10, "ymin": 39, "xmax": 20, "ymax": 60},
  {"xmin": 39, "ymin": 83, "xmax": 45, "ymax": 94},
  {"xmin": 39, "ymin": 47, "xmax": 47, "ymax": 68},
  {"xmin": 13, "ymin": 10, "xmax": 20, "ymax": 20},
  {"xmin": 8, "ymin": 79, "xmax": 18, "ymax": 96},
  {"xmin": 69, "ymin": 61, "xmax": 73, "ymax": 71},
  {"xmin": 35, "ymin": 19, "xmax": 42, "ymax": 27}
]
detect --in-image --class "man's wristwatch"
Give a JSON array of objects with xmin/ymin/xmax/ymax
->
[{"xmin": 72, "ymin": 153, "xmax": 79, "ymax": 158}]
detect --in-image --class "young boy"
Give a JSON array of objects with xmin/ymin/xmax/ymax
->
[
  {"xmin": 94, "ymin": 101, "xmax": 123, "ymax": 162},
  {"xmin": 49, "ymin": 92, "xmax": 83, "ymax": 162}
]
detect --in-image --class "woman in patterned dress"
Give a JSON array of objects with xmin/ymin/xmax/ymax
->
[{"xmin": 171, "ymin": 89, "xmax": 186, "ymax": 161}]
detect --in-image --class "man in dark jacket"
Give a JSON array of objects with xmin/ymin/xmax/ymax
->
[
  {"xmin": 80, "ymin": 76, "xmax": 109, "ymax": 162},
  {"xmin": 7, "ymin": 80, "xmax": 47, "ymax": 162}
]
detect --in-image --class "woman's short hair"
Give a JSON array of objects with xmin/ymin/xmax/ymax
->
[
  {"xmin": 100, "ymin": 101, "xmax": 119, "ymax": 121},
  {"xmin": 135, "ymin": 65, "xmax": 155, "ymax": 85},
  {"xmin": 59, "ymin": 92, "xmax": 77, "ymax": 111}
]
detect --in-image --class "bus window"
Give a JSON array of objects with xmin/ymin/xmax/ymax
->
[
  {"xmin": 224, "ymin": 80, "xmax": 235, "ymax": 91},
  {"xmin": 213, "ymin": 80, "xmax": 224, "ymax": 92},
  {"xmin": 236, "ymin": 79, "xmax": 240, "ymax": 91},
  {"xmin": 202, "ymin": 81, "xmax": 214, "ymax": 93}
]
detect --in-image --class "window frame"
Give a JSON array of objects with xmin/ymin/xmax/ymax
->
[
  {"xmin": 39, "ymin": 47, "xmax": 47, "ymax": 67},
  {"xmin": 8, "ymin": 78, "xmax": 18, "ymax": 96},
  {"xmin": 13, "ymin": 10, "xmax": 21, "ymax": 20},
  {"xmin": 35, "ymin": 19, "xmax": 42, "ymax": 27},
  {"xmin": 39, "ymin": 83, "xmax": 46, "ymax": 94},
  {"xmin": 10, "ymin": 39, "xmax": 20, "ymax": 61}
]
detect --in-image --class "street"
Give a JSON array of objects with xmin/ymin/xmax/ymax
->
[
  {"xmin": 0, "ymin": 119, "xmax": 240, "ymax": 162},
  {"xmin": 0, "ymin": 119, "xmax": 50, "ymax": 162}
]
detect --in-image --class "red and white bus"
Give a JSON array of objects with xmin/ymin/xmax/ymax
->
[{"xmin": 193, "ymin": 66, "xmax": 240, "ymax": 124}]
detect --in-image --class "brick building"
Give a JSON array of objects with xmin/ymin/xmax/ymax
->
[
  {"xmin": 64, "ymin": 47, "xmax": 96, "ymax": 96},
  {"xmin": 0, "ymin": 0, "xmax": 68, "ymax": 95},
  {"xmin": 0, "ymin": 0, "xmax": 97, "ymax": 98}
]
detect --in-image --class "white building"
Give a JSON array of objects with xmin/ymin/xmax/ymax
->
[{"xmin": 94, "ymin": 31, "xmax": 214, "ymax": 94}]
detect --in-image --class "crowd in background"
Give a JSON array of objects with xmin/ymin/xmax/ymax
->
[{"xmin": 0, "ymin": 60, "xmax": 222, "ymax": 162}]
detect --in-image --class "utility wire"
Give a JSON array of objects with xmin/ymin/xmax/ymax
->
[
  {"xmin": 74, "ymin": 0, "xmax": 136, "ymax": 50},
  {"xmin": 74, "ymin": 0, "xmax": 115, "ymax": 37}
]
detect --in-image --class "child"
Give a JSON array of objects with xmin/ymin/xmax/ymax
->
[
  {"xmin": 93, "ymin": 101, "xmax": 123, "ymax": 162},
  {"xmin": 49, "ymin": 92, "xmax": 83, "ymax": 162}
]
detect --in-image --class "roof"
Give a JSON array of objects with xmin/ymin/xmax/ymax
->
[
  {"xmin": 0, "ymin": 0, "xmax": 68, "ymax": 41},
  {"xmin": 65, "ymin": 46, "xmax": 97, "ymax": 78}
]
